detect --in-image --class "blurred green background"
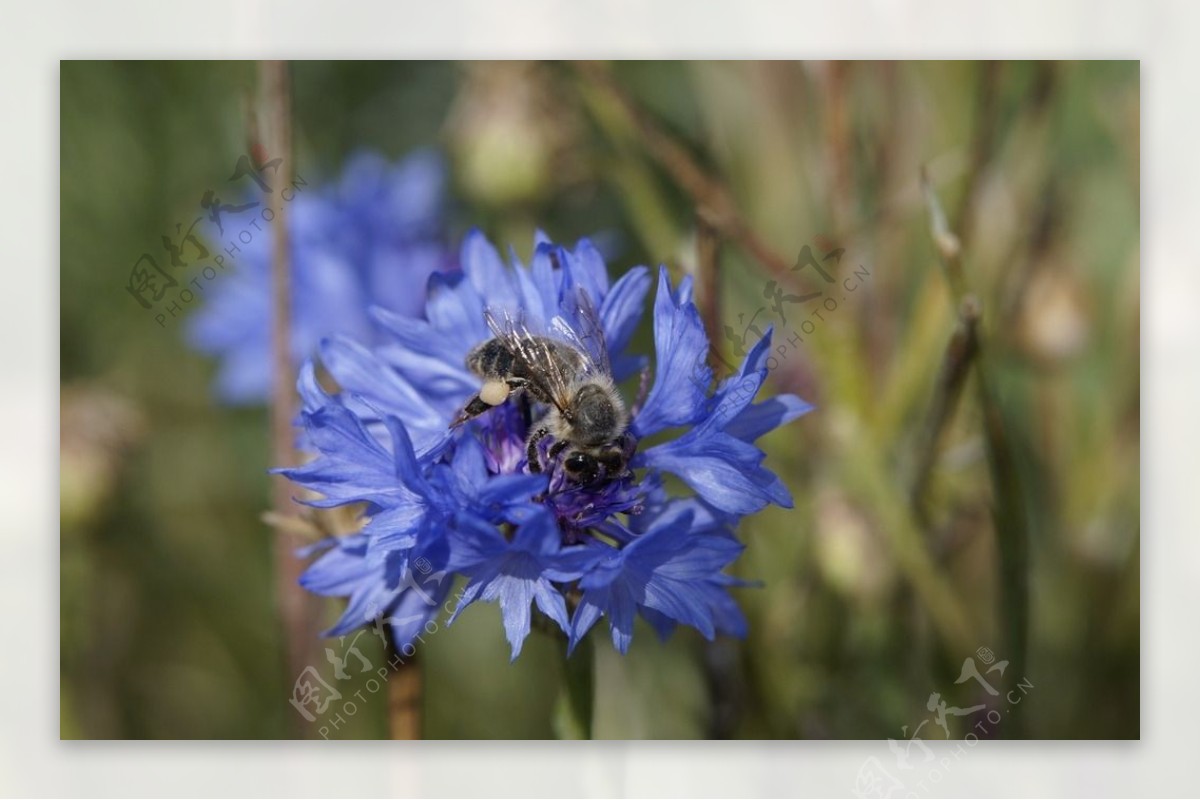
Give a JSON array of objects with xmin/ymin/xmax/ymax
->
[{"xmin": 60, "ymin": 61, "xmax": 1138, "ymax": 739}]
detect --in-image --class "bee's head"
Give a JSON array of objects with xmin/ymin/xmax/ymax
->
[{"xmin": 561, "ymin": 439, "xmax": 630, "ymax": 486}]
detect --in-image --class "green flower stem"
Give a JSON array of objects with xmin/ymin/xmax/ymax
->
[{"xmin": 557, "ymin": 633, "xmax": 595, "ymax": 739}]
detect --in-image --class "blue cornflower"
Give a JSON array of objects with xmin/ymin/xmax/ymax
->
[
  {"xmin": 188, "ymin": 149, "xmax": 454, "ymax": 403},
  {"xmin": 283, "ymin": 231, "xmax": 811, "ymax": 658}
]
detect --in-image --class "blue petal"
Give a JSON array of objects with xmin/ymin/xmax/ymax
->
[
  {"xmin": 319, "ymin": 336, "xmax": 445, "ymax": 440},
  {"xmin": 707, "ymin": 585, "xmax": 749, "ymax": 638},
  {"xmin": 383, "ymin": 416, "xmax": 432, "ymax": 493},
  {"xmin": 567, "ymin": 595, "xmax": 605, "ymax": 654},
  {"xmin": 323, "ymin": 556, "xmax": 401, "ymax": 636},
  {"xmin": 370, "ymin": 308, "xmax": 477, "ymax": 407},
  {"xmin": 369, "ymin": 148, "xmax": 447, "ymax": 236},
  {"xmin": 528, "ymin": 242, "xmax": 563, "ymax": 319},
  {"xmin": 490, "ymin": 571, "xmax": 537, "ymax": 659},
  {"xmin": 567, "ymin": 510, "xmax": 750, "ymax": 653},
  {"xmin": 386, "ymin": 582, "xmax": 450, "ymax": 650},
  {"xmin": 512, "ymin": 256, "xmax": 551, "ymax": 326},
  {"xmin": 299, "ymin": 535, "xmax": 371, "ymax": 596},
  {"xmin": 446, "ymin": 512, "xmax": 574, "ymax": 660},
  {"xmin": 632, "ymin": 267, "xmax": 711, "ymax": 437},
  {"xmin": 363, "ymin": 503, "xmax": 429, "ymax": 553},
  {"xmin": 474, "ymin": 474, "xmax": 550, "ymax": 522},
  {"xmin": 532, "ymin": 580, "xmax": 571, "ymax": 640},
  {"xmin": 571, "ymin": 579, "xmax": 636, "ymax": 655},
  {"xmin": 707, "ymin": 329, "xmax": 813, "ymax": 440},
  {"xmin": 277, "ymin": 406, "xmax": 396, "ymax": 506},
  {"xmin": 562, "ymin": 238, "xmax": 609, "ymax": 304},
  {"xmin": 511, "ymin": 508, "xmax": 569, "ymax": 557},
  {"xmin": 461, "ymin": 229, "xmax": 519, "ymax": 313},
  {"xmin": 639, "ymin": 578, "xmax": 718, "ymax": 639},
  {"xmin": 724, "ymin": 394, "xmax": 814, "ymax": 442},
  {"xmin": 636, "ymin": 429, "xmax": 792, "ymax": 515},
  {"xmin": 445, "ymin": 513, "xmax": 508, "ymax": 574},
  {"xmin": 297, "ymin": 359, "xmax": 333, "ymax": 414},
  {"xmin": 638, "ymin": 606, "xmax": 677, "ymax": 641},
  {"xmin": 600, "ymin": 266, "xmax": 651, "ymax": 362},
  {"xmin": 543, "ymin": 540, "xmax": 613, "ymax": 583}
]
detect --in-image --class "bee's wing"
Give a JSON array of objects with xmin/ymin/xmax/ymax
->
[
  {"xmin": 482, "ymin": 308, "xmax": 578, "ymax": 414},
  {"xmin": 548, "ymin": 286, "xmax": 614, "ymax": 379}
]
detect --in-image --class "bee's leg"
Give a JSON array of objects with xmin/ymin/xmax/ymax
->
[
  {"xmin": 505, "ymin": 377, "xmax": 533, "ymax": 424},
  {"xmin": 452, "ymin": 377, "xmax": 530, "ymax": 429},
  {"xmin": 548, "ymin": 440, "xmax": 570, "ymax": 462},
  {"xmin": 517, "ymin": 391, "xmax": 533, "ymax": 431},
  {"xmin": 526, "ymin": 426, "xmax": 550, "ymax": 473},
  {"xmin": 450, "ymin": 395, "xmax": 493, "ymax": 428}
]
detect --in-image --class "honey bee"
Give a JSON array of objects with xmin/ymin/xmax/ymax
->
[{"xmin": 451, "ymin": 292, "xmax": 632, "ymax": 485}]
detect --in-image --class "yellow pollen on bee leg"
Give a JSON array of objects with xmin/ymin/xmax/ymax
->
[{"xmin": 480, "ymin": 380, "xmax": 510, "ymax": 406}]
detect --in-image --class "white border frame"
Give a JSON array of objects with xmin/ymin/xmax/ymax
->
[{"xmin": 10, "ymin": 1, "xmax": 1194, "ymax": 796}]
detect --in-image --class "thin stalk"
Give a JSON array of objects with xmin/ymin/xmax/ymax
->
[
  {"xmin": 694, "ymin": 215, "xmax": 725, "ymax": 381},
  {"xmin": 260, "ymin": 60, "xmax": 322, "ymax": 737},
  {"xmin": 952, "ymin": 61, "xmax": 1003, "ymax": 253},
  {"xmin": 574, "ymin": 61, "xmax": 803, "ymax": 295},
  {"xmin": 975, "ymin": 357, "xmax": 1030, "ymax": 737},
  {"xmin": 819, "ymin": 61, "xmax": 854, "ymax": 234},
  {"xmin": 909, "ymin": 296, "xmax": 981, "ymax": 526},
  {"xmin": 386, "ymin": 643, "xmax": 423, "ymax": 740},
  {"xmin": 559, "ymin": 633, "xmax": 595, "ymax": 739},
  {"xmin": 921, "ymin": 167, "xmax": 1032, "ymax": 732},
  {"xmin": 692, "ymin": 215, "xmax": 743, "ymax": 734}
]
